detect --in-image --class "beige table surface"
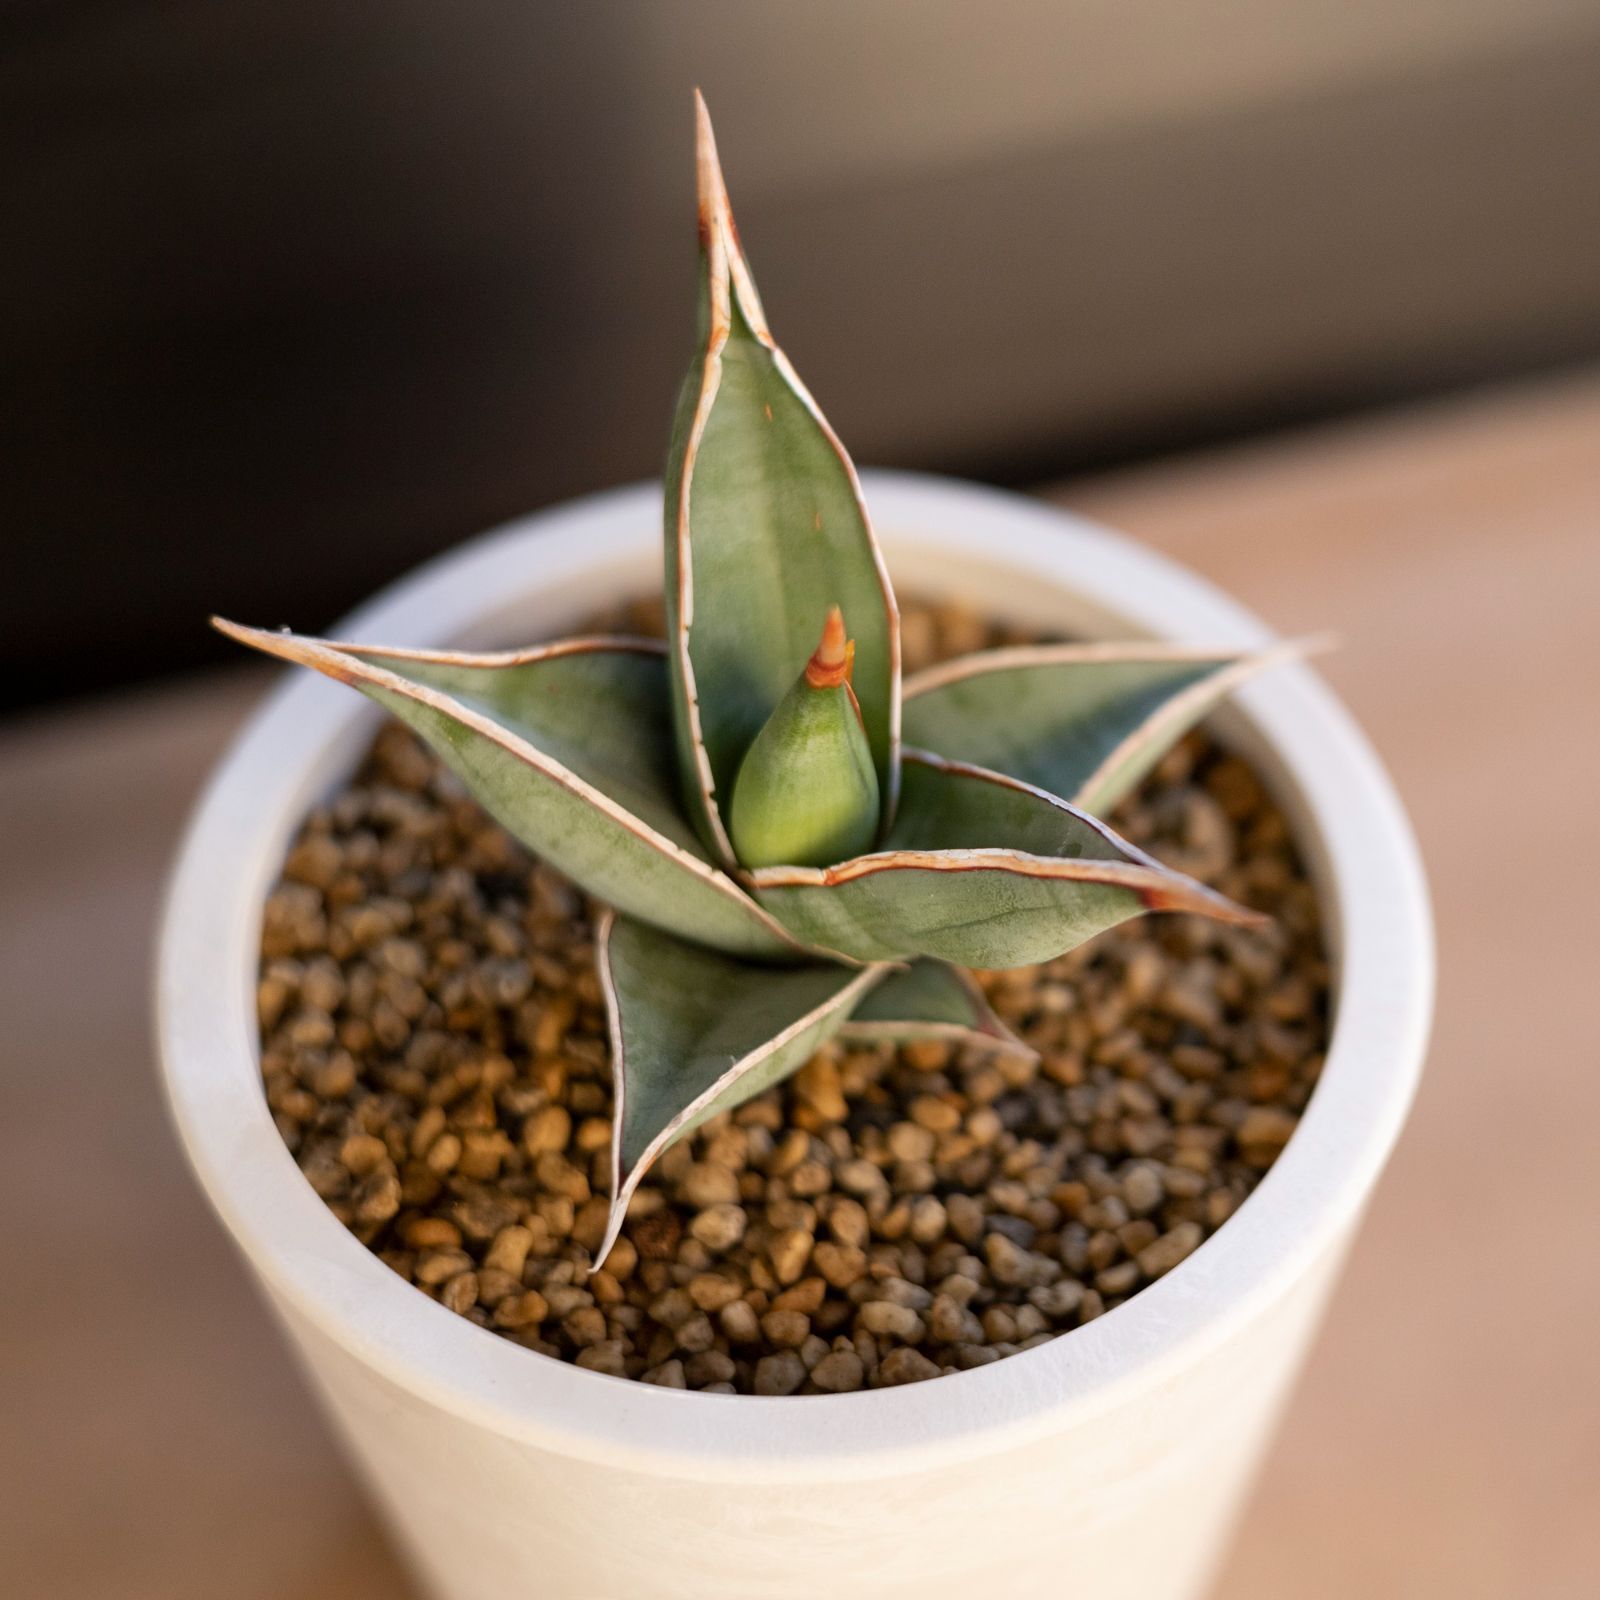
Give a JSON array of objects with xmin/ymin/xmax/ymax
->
[{"xmin": 4, "ymin": 371, "xmax": 1597, "ymax": 1599}]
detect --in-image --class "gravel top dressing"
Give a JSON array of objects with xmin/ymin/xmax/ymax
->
[{"xmin": 257, "ymin": 600, "xmax": 1330, "ymax": 1395}]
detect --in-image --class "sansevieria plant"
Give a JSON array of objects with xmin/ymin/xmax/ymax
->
[{"xmin": 218, "ymin": 95, "xmax": 1311, "ymax": 1266}]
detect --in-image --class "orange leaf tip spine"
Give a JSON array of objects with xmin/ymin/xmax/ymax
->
[{"xmin": 805, "ymin": 606, "xmax": 855, "ymax": 689}]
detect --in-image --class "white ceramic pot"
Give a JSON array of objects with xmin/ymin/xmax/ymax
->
[{"xmin": 158, "ymin": 473, "xmax": 1433, "ymax": 1600}]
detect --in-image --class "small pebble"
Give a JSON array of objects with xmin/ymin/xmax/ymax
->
[
  {"xmin": 522, "ymin": 1105, "xmax": 570, "ymax": 1156},
  {"xmin": 1027, "ymin": 1281, "xmax": 1085, "ymax": 1319},
  {"xmin": 648, "ymin": 1287, "xmax": 695, "ymax": 1328},
  {"xmin": 825, "ymin": 1198, "xmax": 871, "ymax": 1248},
  {"xmin": 754, "ymin": 1351, "xmax": 807, "ymax": 1395},
  {"xmin": 813, "ymin": 1241, "xmax": 868, "ymax": 1288},
  {"xmin": 688, "ymin": 1273, "xmax": 743, "ymax": 1312},
  {"xmin": 858, "ymin": 1301, "xmax": 924, "ymax": 1341},
  {"xmin": 909, "ymin": 1096, "xmax": 961, "ymax": 1134},
  {"xmin": 685, "ymin": 1350, "xmax": 736, "ymax": 1387},
  {"xmin": 680, "ymin": 1162, "xmax": 740, "ymax": 1208},
  {"xmin": 928, "ymin": 1295, "xmax": 984, "ymax": 1344},
  {"xmin": 675, "ymin": 1314, "xmax": 716, "ymax": 1354},
  {"xmin": 760, "ymin": 1309, "xmax": 811, "ymax": 1349},
  {"xmin": 575, "ymin": 1341, "xmax": 627, "ymax": 1377},
  {"xmin": 1122, "ymin": 1164, "xmax": 1164, "ymax": 1215},
  {"xmin": 877, "ymin": 1347, "xmax": 941, "ymax": 1386},
  {"xmin": 689, "ymin": 1204, "xmax": 747, "ymax": 1252},
  {"xmin": 493, "ymin": 1290, "xmax": 549, "ymax": 1329},
  {"xmin": 984, "ymin": 1232, "xmax": 1049, "ymax": 1287},
  {"xmin": 719, "ymin": 1300, "xmax": 760, "ymax": 1344},
  {"xmin": 809, "ymin": 1349, "xmax": 865, "ymax": 1392},
  {"xmin": 1095, "ymin": 1261, "xmax": 1140, "ymax": 1297},
  {"xmin": 887, "ymin": 1122, "xmax": 936, "ymax": 1163},
  {"xmin": 1137, "ymin": 1221, "xmax": 1204, "ymax": 1278},
  {"xmin": 768, "ymin": 1228, "xmax": 814, "ymax": 1285},
  {"xmin": 835, "ymin": 1159, "xmax": 886, "ymax": 1197}
]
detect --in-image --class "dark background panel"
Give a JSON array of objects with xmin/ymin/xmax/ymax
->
[{"xmin": 4, "ymin": 2, "xmax": 1599, "ymax": 711}]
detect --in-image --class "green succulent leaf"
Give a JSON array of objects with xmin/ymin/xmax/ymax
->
[
  {"xmin": 749, "ymin": 750, "xmax": 1262, "ymax": 965},
  {"xmin": 594, "ymin": 911, "xmax": 889, "ymax": 1267},
  {"xmin": 664, "ymin": 93, "xmax": 901, "ymax": 866},
  {"xmin": 839, "ymin": 959, "xmax": 1034, "ymax": 1058},
  {"xmin": 902, "ymin": 638, "xmax": 1322, "ymax": 814},
  {"xmin": 214, "ymin": 622, "xmax": 809, "ymax": 961}
]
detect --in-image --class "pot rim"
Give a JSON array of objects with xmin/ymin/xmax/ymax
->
[{"xmin": 156, "ymin": 471, "xmax": 1432, "ymax": 1483}]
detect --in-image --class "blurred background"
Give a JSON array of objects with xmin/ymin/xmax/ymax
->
[
  {"xmin": 4, "ymin": 0, "xmax": 1599, "ymax": 710},
  {"xmin": 4, "ymin": 6, "xmax": 1599, "ymax": 1599}
]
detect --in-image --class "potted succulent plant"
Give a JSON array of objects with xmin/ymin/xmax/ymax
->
[{"xmin": 159, "ymin": 96, "xmax": 1432, "ymax": 1600}]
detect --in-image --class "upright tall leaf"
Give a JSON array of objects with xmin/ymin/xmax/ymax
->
[
  {"xmin": 903, "ymin": 638, "xmax": 1323, "ymax": 814},
  {"xmin": 664, "ymin": 92, "xmax": 900, "ymax": 865},
  {"xmin": 215, "ymin": 623, "xmax": 806, "ymax": 961},
  {"xmin": 594, "ymin": 913, "xmax": 888, "ymax": 1267}
]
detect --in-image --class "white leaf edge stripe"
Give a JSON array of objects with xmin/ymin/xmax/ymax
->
[
  {"xmin": 592, "ymin": 907, "xmax": 892, "ymax": 1270},
  {"xmin": 837, "ymin": 1016, "xmax": 1036, "ymax": 1058},
  {"xmin": 673, "ymin": 91, "xmax": 903, "ymax": 865},
  {"xmin": 839, "ymin": 964, "xmax": 1037, "ymax": 1060},
  {"xmin": 212, "ymin": 619, "xmax": 820, "ymax": 958},
  {"xmin": 902, "ymin": 635, "xmax": 1332, "ymax": 806}
]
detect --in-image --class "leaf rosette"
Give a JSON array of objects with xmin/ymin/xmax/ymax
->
[{"xmin": 219, "ymin": 94, "xmax": 1315, "ymax": 1264}]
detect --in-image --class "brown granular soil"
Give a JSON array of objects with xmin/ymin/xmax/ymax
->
[{"xmin": 257, "ymin": 600, "xmax": 1330, "ymax": 1394}]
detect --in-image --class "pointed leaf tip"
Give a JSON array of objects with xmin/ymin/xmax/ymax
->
[
  {"xmin": 903, "ymin": 635, "xmax": 1330, "ymax": 815},
  {"xmin": 691, "ymin": 89, "xmax": 763, "ymax": 340},
  {"xmin": 806, "ymin": 605, "xmax": 853, "ymax": 688},
  {"xmin": 693, "ymin": 90, "xmax": 722, "ymax": 221},
  {"xmin": 694, "ymin": 88, "xmax": 717, "ymax": 181}
]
